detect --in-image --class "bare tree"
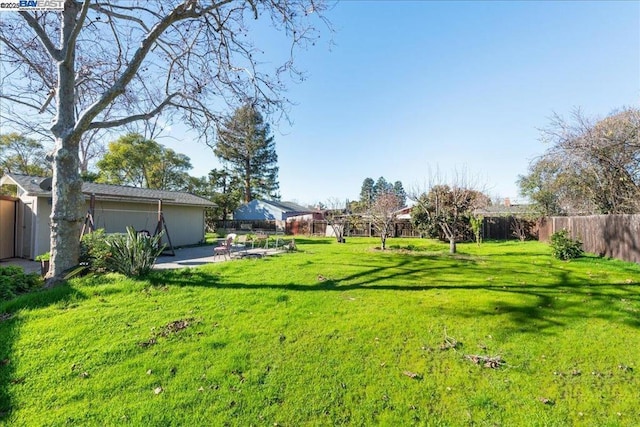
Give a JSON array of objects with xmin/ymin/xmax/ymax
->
[
  {"xmin": 324, "ymin": 197, "xmax": 349, "ymax": 243},
  {"xmin": 0, "ymin": 0, "xmax": 330, "ymax": 281},
  {"xmin": 410, "ymin": 168, "xmax": 489, "ymax": 254},
  {"xmin": 369, "ymin": 191, "xmax": 401, "ymax": 250},
  {"xmin": 510, "ymin": 214, "xmax": 536, "ymax": 242},
  {"xmin": 521, "ymin": 107, "xmax": 640, "ymax": 215}
]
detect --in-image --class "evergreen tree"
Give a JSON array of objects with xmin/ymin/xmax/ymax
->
[
  {"xmin": 373, "ymin": 176, "xmax": 392, "ymax": 199},
  {"xmin": 393, "ymin": 180, "xmax": 407, "ymax": 206},
  {"xmin": 359, "ymin": 177, "xmax": 375, "ymax": 206},
  {"xmin": 214, "ymin": 104, "xmax": 279, "ymax": 203},
  {"xmin": 207, "ymin": 169, "xmax": 243, "ymax": 221}
]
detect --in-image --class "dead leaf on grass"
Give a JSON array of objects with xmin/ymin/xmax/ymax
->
[
  {"xmin": 160, "ymin": 318, "xmax": 194, "ymax": 336},
  {"xmin": 403, "ymin": 370, "xmax": 422, "ymax": 380},
  {"xmin": 465, "ymin": 354, "xmax": 505, "ymax": 369},
  {"xmin": 138, "ymin": 337, "xmax": 157, "ymax": 348},
  {"xmin": 538, "ymin": 396, "xmax": 554, "ymax": 405},
  {"xmin": 154, "ymin": 386, "xmax": 163, "ymax": 394},
  {"xmin": 440, "ymin": 328, "xmax": 460, "ymax": 351}
]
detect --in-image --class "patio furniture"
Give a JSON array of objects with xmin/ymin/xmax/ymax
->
[
  {"xmin": 213, "ymin": 234, "xmax": 235, "ymax": 260},
  {"xmin": 252, "ymin": 233, "xmax": 269, "ymax": 249},
  {"xmin": 231, "ymin": 234, "xmax": 250, "ymax": 257}
]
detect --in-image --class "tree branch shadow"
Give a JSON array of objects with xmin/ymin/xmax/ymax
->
[{"xmin": 153, "ymin": 251, "xmax": 640, "ymax": 336}]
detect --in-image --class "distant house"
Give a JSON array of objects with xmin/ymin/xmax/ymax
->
[
  {"xmin": 473, "ymin": 198, "xmax": 531, "ymax": 217},
  {"xmin": 0, "ymin": 174, "xmax": 215, "ymax": 260},
  {"xmin": 233, "ymin": 199, "xmax": 321, "ymax": 230}
]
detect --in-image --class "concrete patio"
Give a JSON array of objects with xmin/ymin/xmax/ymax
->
[
  {"xmin": 0, "ymin": 244, "xmax": 283, "ymax": 276},
  {"xmin": 0, "ymin": 257, "xmax": 41, "ymax": 275},
  {"xmin": 153, "ymin": 244, "xmax": 283, "ymax": 270}
]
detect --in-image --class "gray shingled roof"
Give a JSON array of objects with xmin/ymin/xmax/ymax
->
[
  {"xmin": 261, "ymin": 199, "xmax": 315, "ymax": 213},
  {"xmin": 2, "ymin": 174, "xmax": 215, "ymax": 207}
]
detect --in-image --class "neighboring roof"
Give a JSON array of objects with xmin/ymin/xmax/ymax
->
[
  {"xmin": 1, "ymin": 174, "xmax": 215, "ymax": 207},
  {"xmin": 233, "ymin": 199, "xmax": 318, "ymax": 221},
  {"xmin": 259, "ymin": 200, "xmax": 315, "ymax": 213},
  {"xmin": 390, "ymin": 204, "xmax": 532, "ymax": 220},
  {"xmin": 474, "ymin": 204, "xmax": 531, "ymax": 216}
]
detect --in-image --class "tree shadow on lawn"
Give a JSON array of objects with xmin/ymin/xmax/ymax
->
[
  {"xmin": 292, "ymin": 238, "xmax": 333, "ymax": 245},
  {"xmin": 0, "ymin": 284, "xmax": 86, "ymax": 421},
  {"xmin": 154, "ymin": 254, "xmax": 640, "ymax": 335}
]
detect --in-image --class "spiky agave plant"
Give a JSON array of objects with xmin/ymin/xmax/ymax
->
[{"xmin": 106, "ymin": 227, "xmax": 166, "ymax": 277}]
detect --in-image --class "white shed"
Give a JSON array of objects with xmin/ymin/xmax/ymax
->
[{"xmin": 0, "ymin": 174, "xmax": 215, "ymax": 260}]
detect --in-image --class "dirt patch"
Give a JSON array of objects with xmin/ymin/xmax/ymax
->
[{"xmin": 138, "ymin": 318, "xmax": 196, "ymax": 347}]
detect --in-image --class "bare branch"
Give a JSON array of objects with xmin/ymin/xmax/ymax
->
[
  {"xmin": 19, "ymin": 11, "xmax": 62, "ymax": 61},
  {"xmin": 0, "ymin": 34, "xmax": 56, "ymax": 89},
  {"xmin": 0, "ymin": 94, "xmax": 44, "ymax": 112},
  {"xmin": 62, "ymin": 0, "xmax": 91, "ymax": 65},
  {"xmin": 75, "ymin": 0, "xmax": 235, "ymax": 134},
  {"xmin": 88, "ymin": 3, "xmax": 150, "ymax": 32},
  {"xmin": 88, "ymin": 93, "xmax": 180, "ymax": 129}
]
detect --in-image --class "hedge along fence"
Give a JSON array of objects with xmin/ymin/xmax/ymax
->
[{"xmin": 538, "ymin": 215, "xmax": 640, "ymax": 264}]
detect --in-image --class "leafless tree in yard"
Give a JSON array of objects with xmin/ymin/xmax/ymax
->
[
  {"xmin": 410, "ymin": 167, "xmax": 489, "ymax": 254},
  {"xmin": 0, "ymin": 0, "xmax": 330, "ymax": 282},
  {"xmin": 520, "ymin": 107, "xmax": 640, "ymax": 215},
  {"xmin": 369, "ymin": 191, "xmax": 402, "ymax": 250},
  {"xmin": 510, "ymin": 214, "xmax": 537, "ymax": 242},
  {"xmin": 324, "ymin": 197, "xmax": 349, "ymax": 243}
]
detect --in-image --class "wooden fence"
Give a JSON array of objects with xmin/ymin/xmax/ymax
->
[
  {"xmin": 538, "ymin": 215, "xmax": 640, "ymax": 264},
  {"xmin": 214, "ymin": 220, "xmax": 279, "ymax": 233},
  {"xmin": 216, "ymin": 217, "xmax": 537, "ymax": 240},
  {"xmin": 282, "ymin": 216, "xmax": 526, "ymax": 240},
  {"xmin": 286, "ymin": 220, "xmax": 327, "ymax": 236}
]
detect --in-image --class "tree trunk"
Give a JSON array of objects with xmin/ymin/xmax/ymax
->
[
  {"xmin": 47, "ymin": 2, "xmax": 84, "ymax": 282},
  {"xmin": 449, "ymin": 238, "xmax": 456, "ymax": 254},
  {"xmin": 48, "ymin": 137, "xmax": 84, "ymax": 280},
  {"xmin": 381, "ymin": 235, "xmax": 386, "ymax": 250},
  {"xmin": 244, "ymin": 160, "xmax": 251, "ymax": 202}
]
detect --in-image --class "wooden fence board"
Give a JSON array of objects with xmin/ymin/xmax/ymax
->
[{"xmin": 539, "ymin": 214, "xmax": 640, "ymax": 264}]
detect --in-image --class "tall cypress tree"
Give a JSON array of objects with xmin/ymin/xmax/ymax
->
[
  {"xmin": 214, "ymin": 104, "xmax": 280, "ymax": 202},
  {"xmin": 359, "ymin": 177, "xmax": 375, "ymax": 206}
]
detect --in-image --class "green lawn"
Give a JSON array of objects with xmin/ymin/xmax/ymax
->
[{"xmin": 1, "ymin": 238, "xmax": 639, "ymax": 426}]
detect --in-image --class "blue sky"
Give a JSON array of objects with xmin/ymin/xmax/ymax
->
[{"xmin": 173, "ymin": 0, "xmax": 640, "ymax": 206}]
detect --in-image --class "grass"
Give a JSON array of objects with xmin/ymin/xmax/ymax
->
[{"xmin": 1, "ymin": 237, "xmax": 639, "ymax": 426}]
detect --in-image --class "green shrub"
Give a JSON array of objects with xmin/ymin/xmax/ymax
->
[
  {"xmin": 80, "ymin": 229, "xmax": 112, "ymax": 272},
  {"xmin": 106, "ymin": 227, "xmax": 165, "ymax": 277},
  {"xmin": 35, "ymin": 252, "xmax": 50, "ymax": 261},
  {"xmin": 469, "ymin": 215, "xmax": 483, "ymax": 246},
  {"xmin": 550, "ymin": 229, "xmax": 584, "ymax": 260},
  {"xmin": 0, "ymin": 266, "xmax": 42, "ymax": 302}
]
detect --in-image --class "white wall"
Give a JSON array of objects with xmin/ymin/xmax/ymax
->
[
  {"xmin": 34, "ymin": 196, "xmax": 52, "ymax": 259},
  {"xmin": 92, "ymin": 200, "xmax": 206, "ymax": 247},
  {"xmin": 18, "ymin": 197, "xmax": 207, "ymax": 259}
]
